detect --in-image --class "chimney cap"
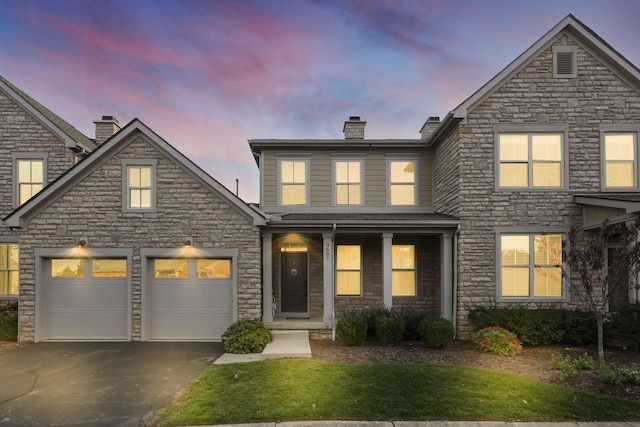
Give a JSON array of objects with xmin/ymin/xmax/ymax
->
[
  {"xmin": 426, "ymin": 116, "xmax": 440, "ymax": 123},
  {"xmin": 348, "ymin": 116, "xmax": 361, "ymax": 121},
  {"xmin": 95, "ymin": 115, "xmax": 119, "ymax": 124}
]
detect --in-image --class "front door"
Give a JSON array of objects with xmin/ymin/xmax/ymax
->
[{"xmin": 281, "ymin": 252, "xmax": 308, "ymax": 315}]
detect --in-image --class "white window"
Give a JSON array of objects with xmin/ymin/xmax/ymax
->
[
  {"xmin": 389, "ymin": 160, "xmax": 417, "ymax": 205},
  {"xmin": 603, "ymin": 133, "xmax": 637, "ymax": 189},
  {"xmin": 499, "ymin": 234, "xmax": 563, "ymax": 299},
  {"xmin": 0, "ymin": 244, "xmax": 18, "ymax": 296},
  {"xmin": 392, "ymin": 244, "xmax": 415, "ymax": 296},
  {"xmin": 498, "ymin": 133, "xmax": 564, "ymax": 188},
  {"xmin": 13, "ymin": 155, "xmax": 45, "ymax": 206},
  {"xmin": 279, "ymin": 159, "xmax": 307, "ymax": 205},
  {"xmin": 123, "ymin": 160, "xmax": 156, "ymax": 212},
  {"xmin": 336, "ymin": 245, "xmax": 361, "ymax": 296},
  {"xmin": 334, "ymin": 160, "xmax": 362, "ymax": 205}
]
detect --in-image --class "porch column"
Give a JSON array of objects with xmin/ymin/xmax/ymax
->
[
  {"xmin": 440, "ymin": 232, "xmax": 454, "ymax": 321},
  {"xmin": 382, "ymin": 233, "xmax": 393, "ymax": 308},
  {"xmin": 323, "ymin": 233, "xmax": 334, "ymax": 323},
  {"xmin": 262, "ymin": 233, "xmax": 273, "ymax": 323}
]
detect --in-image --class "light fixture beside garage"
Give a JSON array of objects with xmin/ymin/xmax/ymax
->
[
  {"xmin": 182, "ymin": 237, "xmax": 193, "ymax": 248},
  {"xmin": 75, "ymin": 238, "xmax": 88, "ymax": 248}
]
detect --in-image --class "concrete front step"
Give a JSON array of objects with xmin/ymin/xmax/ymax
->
[
  {"xmin": 270, "ymin": 330, "xmax": 309, "ymax": 340},
  {"xmin": 262, "ymin": 329, "xmax": 311, "ymax": 359}
]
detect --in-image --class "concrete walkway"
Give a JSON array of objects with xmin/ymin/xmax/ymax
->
[{"xmin": 214, "ymin": 330, "xmax": 311, "ymax": 364}]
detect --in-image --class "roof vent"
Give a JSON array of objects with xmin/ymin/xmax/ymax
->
[{"xmin": 553, "ymin": 45, "xmax": 577, "ymax": 78}]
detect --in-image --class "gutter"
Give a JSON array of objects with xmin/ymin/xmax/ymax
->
[{"xmin": 453, "ymin": 224, "xmax": 460, "ymax": 338}]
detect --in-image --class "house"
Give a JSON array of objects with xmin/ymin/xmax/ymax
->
[
  {"xmin": 3, "ymin": 13, "xmax": 640, "ymax": 343},
  {"xmin": 4, "ymin": 117, "xmax": 265, "ymax": 342},
  {"xmin": 251, "ymin": 14, "xmax": 640, "ymax": 338}
]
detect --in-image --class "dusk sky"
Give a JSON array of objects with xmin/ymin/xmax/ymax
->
[{"xmin": 1, "ymin": 0, "xmax": 639, "ymax": 203}]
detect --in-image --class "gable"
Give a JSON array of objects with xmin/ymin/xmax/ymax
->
[{"xmin": 3, "ymin": 119, "xmax": 265, "ymax": 228}]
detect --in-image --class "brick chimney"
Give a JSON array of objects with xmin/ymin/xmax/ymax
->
[
  {"xmin": 419, "ymin": 116, "xmax": 440, "ymax": 140},
  {"xmin": 94, "ymin": 116, "xmax": 121, "ymax": 145},
  {"xmin": 343, "ymin": 116, "xmax": 366, "ymax": 139}
]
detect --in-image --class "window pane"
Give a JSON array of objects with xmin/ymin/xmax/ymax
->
[
  {"xmin": 500, "ymin": 134, "xmax": 528, "ymax": 161},
  {"xmin": 8, "ymin": 271, "xmax": 18, "ymax": 295},
  {"xmin": 282, "ymin": 184, "xmax": 305, "ymax": 205},
  {"xmin": 336, "ymin": 162, "xmax": 348, "ymax": 183},
  {"xmin": 534, "ymin": 235, "xmax": 562, "ymax": 265},
  {"xmin": 605, "ymin": 134, "xmax": 634, "ymax": 160},
  {"xmin": 31, "ymin": 160, "xmax": 44, "ymax": 182},
  {"xmin": 500, "ymin": 163, "xmax": 528, "ymax": 187},
  {"xmin": 197, "ymin": 259, "xmax": 231, "ymax": 278},
  {"xmin": 336, "ymin": 184, "xmax": 348, "ymax": 205},
  {"xmin": 392, "ymin": 245, "xmax": 414, "ymax": 269},
  {"xmin": 348, "ymin": 184, "xmax": 361, "ymax": 204},
  {"xmin": 390, "ymin": 184, "xmax": 414, "ymax": 205},
  {"xmin": 501, "ymin": 267, "xmax": 530, "ymax": 296},
  {"xmin": 501, "ymin": 235, "xmax": 529, "ymax": 266},
  {"xmin": 140, "ymin": 167, "xmax": 152, "ymax": 187},
  {"xmin": 532, "ymin": 135, "xmax": 562, "ymax": 161},
  {"xmin": 605, "ymin": 163, "xmax": 635, "ymax": 187},
  {"xmin": 0, "ymin": 273, "xmax": 8, "ymax": 295},
  {"xmin": 18, "ymin": 160, "xmax": 31, "ymax": 182},
  {"xmin": 140, "ymin": 189, "xmax": 152, "ymax": 208},
  {"xmin": 337, "ymin": 245, "xmax": 360, "ymax": 270},
  {"xmin": 390, "ymin": 161, "xmax": 415, "ymax": 183},
  {"xmin": 130, "ymin": 189, "xmax": 141, "ymax": 208},
  {"xmin": 349, "ymin": 162, "xmax": 360, "ymax": 180},
  {"xmin": 92, "ymin": 259, "xmax": 127, "ymax": 278},
  {"xmin": 51, "ymin": 259, "xmax": 84, "ymax": 278},
  {"xmin": 0, "ymin": 245, "xmax": 7, "ymax": 270},
  {"xmin": 129, "ymin": 168, "xmax": 140, "ymax": 187},
  {"xmin": 292, "ymin": 161, "xmax": 305, "ymax": 183},
  {"xmin": 392, "ymin": 271, "xmax": 415, "ymax": 296},
  {"xmin": 154, "ymin": 259, "xmax": 188, "ymax": 278},
  {"xmin": 336, "ymin": 271, "xmax": 361, "ymax": 295},
  {"xmin": 532, "ymin": 162, "xmax": 561, "ymax": 187},
  {"xmin": 534, "ymin": 267, "xmax": 562, "ymax": 296}
]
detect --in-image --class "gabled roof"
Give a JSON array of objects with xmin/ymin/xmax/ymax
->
[
  {"xmin": 426, "ymin": 14, "xmax": 640, "ymax": 145},
  {"xmin": 3, "ymin": 119, "xmax": 266, "ymax": 228},
  {"xmin": 0, "ymin": 75, "xmax": 96, "ymax": 153}
]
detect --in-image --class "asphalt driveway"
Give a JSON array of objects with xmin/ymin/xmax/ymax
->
[{"xmin": 0, "ymin": 341, "xmax": 223, "ymax": 426}]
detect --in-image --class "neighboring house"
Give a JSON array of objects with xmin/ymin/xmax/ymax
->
[
  {"xmin": 250, "ymin": 14, "xmax": 640, "ymax": 338},
  {"xmin": 0, "ymin": 75, "xmax": 96, "ymax": 312},
  {"xmin": 4, "ymin": 118, "xmax": 264, "ymax": 342}
]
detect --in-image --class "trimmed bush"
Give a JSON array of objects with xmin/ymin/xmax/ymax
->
[
  {"xmin": 375, "ymin": 316, "xmax": 404, "ymax": 345},
  {"xmin": 472, "ymin": 326, "xmax": 522, "ymax": 356},
  {"xmin": 361, "ymin": 307, "xmax": 393, "ymax": 337},
  {"xmin": 337, "ymin": 314, "xmax": 367, "ymax": 346},
  {"xmin": 222, "ymin": 319, "xmax": 272, "ymax": 354},
  {"xmin": 418, "ymin": 317, "xmax": 454, "ymax": 349},
  {"xmin": 360, "ymin": 307, "xmax": 438, "ymax": 340},
  {"xmin": 607, "ymin": 304, "xmax": 640, "ymax": 350},
  {"xmin": 0, "ymin": 313, "xmax": 17, "ymax": 341}
]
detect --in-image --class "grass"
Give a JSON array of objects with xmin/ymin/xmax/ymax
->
[{"xmin": 155, "ymin": 359, "xmax": 640, "ymax": 426}]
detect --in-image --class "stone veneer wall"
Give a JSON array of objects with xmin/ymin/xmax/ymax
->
[
  {"xmin": 17, "ymin": 135, "xmax": 262, "ymax": 342},
  {"xmin": 452, "ymin": 35, "xmax": 640, "ymax": 338}
]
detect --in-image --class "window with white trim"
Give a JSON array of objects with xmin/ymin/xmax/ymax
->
[
  {"xmin": 279, "ymin": 159, "xmax": 307, "ymax": 205},
  {"xmin": 14, "ymin": 156, "xmax": 45, "ymax": 205},
  {"xmin": 388, "ymin": 160, "xmax": 417, "ymax": 205},
  {"xmin": 603, "ymin": 132, "xmax": 637, "ymax": 189},
  {"xmin": 334, "ymin": 160, "xmax": 362, "ymax": 205},
  {"xmin": 498, "ymin": 133, "xmax": 564, "ymax": 188},
  {"xmin": 499, "ymin": 234, "xmax": 563, "ymax": 298},
  {"xmin": 392, "ymin": 244, "xmax": 415, "ymax": 296},
  {"xmin": 123, "ymin": 160, "xmax": 156, "ymax": 212},
  {"xmin": 0, "ymin": 244, "xmax": 18, "ymax": 296},
  {"xmin": 336, "ymin": 245, "xmax": 361, "ymax": 296}
]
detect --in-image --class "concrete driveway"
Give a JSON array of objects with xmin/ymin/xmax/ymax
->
[{"xmin": 0, "ymin": 342, "xmax": 223, "ymax": 426}]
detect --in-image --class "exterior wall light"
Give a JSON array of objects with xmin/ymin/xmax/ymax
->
[{"xmin": 75, "ymin": 240, "xmax": 87, "ymax": 248}]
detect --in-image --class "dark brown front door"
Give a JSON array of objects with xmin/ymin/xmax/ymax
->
[{"xmin": 281, "ymin": 252, "xmax": 308, "ymax": 314}]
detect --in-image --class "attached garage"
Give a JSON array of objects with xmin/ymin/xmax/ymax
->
[
  {"xmin": 148, "ymin": 257, "xmax": 233, "ymax": 340},
  {"xmin": 40, "ymin": 255, "xmax": 131, "ymax": 341}
]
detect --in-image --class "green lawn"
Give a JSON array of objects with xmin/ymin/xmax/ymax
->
[{"xmin": 155, "ymin": 359, "xmax": 640, "ymax": 426}]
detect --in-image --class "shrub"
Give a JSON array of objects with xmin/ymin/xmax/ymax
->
[
  {"xmin": 375, "ymin": 316, "xmax": 404, "ymax": 346},
  {"xmin": 551, "ymin": 353, "xmax": 595, "ymax": 381},
  {"xmin": 606, "ymin": 304, "xmax": 640, "ymax": 350},
  {"xmin": 472, "ymin": 326, "xmax": 522, "ymax": 356},
  {"xmin": 469, "ymin": 306, "xmax": 596, "ymax": 346},
  {"xmin": 222, "ymin": 319, "xmax": 272, "ymax": 354},
  {"xmin": 599, "ymin": 363, "xmax": 640, "ymax": 385},
  {"xmin": 418, "ymin": 317, "xmax": 454, "ymax": 349},
  {"xmin": 361, "ymin": 307, "xmax": 438, "ymax": 340},
  {"xmin": 361, "ymin": 307, "xmax": 393, "ymax": 337},
  {"xmin": 337, "ymin": 314, "xmax": 367, "ymax": 346}
]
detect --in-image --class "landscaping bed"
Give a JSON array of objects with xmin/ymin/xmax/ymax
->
[{"xmin": 310, "ymin": 339, "xmax": 640, "ymax": 401}]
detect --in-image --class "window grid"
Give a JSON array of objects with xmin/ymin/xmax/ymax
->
[
  {"xmin": 389, "ymin": 160, "xmax": 416, "ymax": 205},
  {"xmin": 127, "ymin": 166, "xmax": 153, "ymax": 209},
  {"xmin": 335, "ymin": 160, "xmax": 361, "ymax": 205},
  {"xmin": 336, "ymin": 245, "xmax": 361, "ymax": 296},
  {"xmin": 392, "ymin": 244, "xmax": 416, "ymax": 297},
  {"xmin": 499, "ymin": 133, "xmax": 563, "ymax": 188},
  {"xmin": 0, "ymin": 244, "xmax": 18, "ymax": 295},
  {"xmin": 17, "ymin": 159, "xmax": 44, "ymax": 204},
  {"xmin": 604, "ymin": 132, "xmax": 637, "ymax": 189},
  {"xmin": 280, "ymin": 160, "xmax": 307, "ymax": 205}
]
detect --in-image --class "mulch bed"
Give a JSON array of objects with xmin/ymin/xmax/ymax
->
[{"xmin": 310, "ymin": 339, "xmax": 640, "ymax": 401}]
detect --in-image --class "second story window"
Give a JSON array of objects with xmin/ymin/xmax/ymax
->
[
  {"xmin": 334, "ymin": 160, "xmax": 362, "ymax": 205},
  {"xmin": 279, "ymin": 159, "xmax": 307, "ymax": 206},
  {"xmin": 498, "ymin": 133, "xmax": 563, "ymax": 188},
  {"xmin": 388, "ymin": 160, "xmax": 417, "ymax": 205},
  {"xmin": 14, "ymin": 156, "xmax": 45, "ymax": 205},
  {"xmin": 123, "ymin": 160, "xmax": 156, "ymax": 212},
  {"xmin": 603, "ymin": 132, "xmax": 637, "ymax": 190}
]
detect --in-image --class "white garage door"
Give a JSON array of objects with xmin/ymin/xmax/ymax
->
[
  {"xmin": 150, "ymin": 258, "xmax": 232, "ymax": 341},
  {"xmin": 47, "ymin": 258, "xmax": 128, "ymax": 340}
]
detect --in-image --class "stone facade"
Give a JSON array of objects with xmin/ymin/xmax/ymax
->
[
  {"xmin": 436, "ymin": 35, "xmax": 640, "ymax": 337},
  {"xmin": 16, "ymin": 134, "xmax": 262, "ymax": 342}
]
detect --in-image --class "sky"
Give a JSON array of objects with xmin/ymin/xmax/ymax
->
[{"xmin": 1, "ymin": 0, "xmax": 639, "ymax": 203}]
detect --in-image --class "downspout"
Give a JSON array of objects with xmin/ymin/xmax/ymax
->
[
  {"xmin": 453, "ymin": 224, "xmax": 460, "ymax": 338},
  {"xmin": 332, "ymin": 223, "xmax": 337, "ymax": 341}
]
